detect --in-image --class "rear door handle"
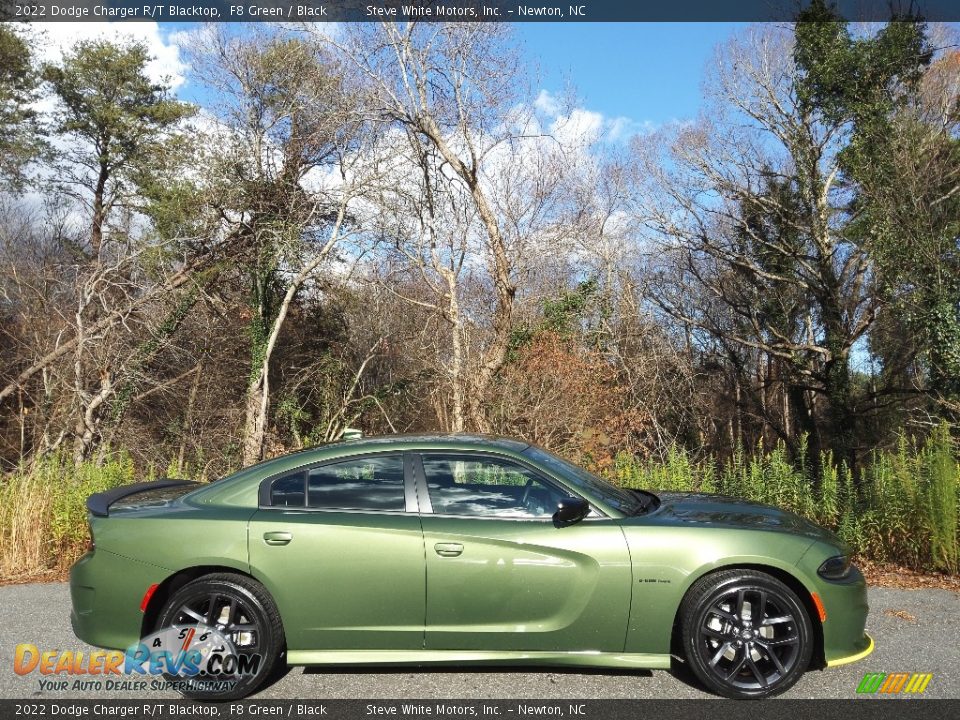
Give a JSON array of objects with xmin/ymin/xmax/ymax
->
[
  {"xmin": 263, "ymin": 531, "xmax": 292, "ymax": 546},
  {"xmin": 434, "ymin": 542, "xmax": 463, "ymax": 557}
]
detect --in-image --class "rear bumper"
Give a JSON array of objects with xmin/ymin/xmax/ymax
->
[{"xmin": 70, "ymin": 549, "xmax": 168, "ymax": 651}]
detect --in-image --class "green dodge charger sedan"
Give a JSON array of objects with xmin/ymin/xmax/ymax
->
[{"xmin": 70, "ymin": 434, "xmax": 872, "ymax": 700}]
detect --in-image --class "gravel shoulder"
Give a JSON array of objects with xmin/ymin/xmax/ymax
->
[{"xmin": 0, "ymin": 583, "xmax": 956, "ymax": 700}]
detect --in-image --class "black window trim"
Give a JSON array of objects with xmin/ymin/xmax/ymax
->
[
  {"xmin": 412, "ymin": 450, "xmax": 608, "ymax": 521},
  {"xmin": 257, "ymin": 450, "xmax": 418, "ymax": 514}
]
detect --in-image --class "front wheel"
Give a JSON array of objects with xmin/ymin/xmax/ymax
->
[
  {"xmin": 155, "ymin": 573, "xmax": 285, "ymax": 700},
  {"xmin": 680, "ymin": 570, "xmax": 813, "ymax": 699}
]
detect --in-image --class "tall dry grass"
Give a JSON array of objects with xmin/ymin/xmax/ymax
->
[
  {"xmin": 0, "ymin": 471, "xmax": 54, "ymax": 578},
  {"xmin": 0, "ymin": 454, "xmax": 133, "ymax": 581}
]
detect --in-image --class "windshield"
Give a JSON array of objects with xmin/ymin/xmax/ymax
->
[{"xmin": 522, "ymin": 446, "xmax": 646, "ymax": 516}]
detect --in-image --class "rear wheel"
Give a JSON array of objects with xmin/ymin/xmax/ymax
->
[
  {"xmin": 156, "ymin": 573, "xmax": 284, "ymax": 700},
  {"xmin": 680, "ymin": 570, "xmax": 813, "ymax": 699}
]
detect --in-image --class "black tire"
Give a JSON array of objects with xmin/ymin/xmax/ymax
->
[
  {"xmin": 155, "ymin": 573, "xmax": 285, "ymax": 701},
  {"xmin": 679, "ymin": 569, "xmax": 813, "ymax": 699}
]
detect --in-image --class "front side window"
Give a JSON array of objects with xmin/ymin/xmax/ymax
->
[
  {"xmin": 522, "ymin": 445, "xmax": 643, "ymax": 516},
  {"xmin": 307, "ymin": 455, "xmax": 405, "ymax": 511},
  {"xmin": 422, "ymin": 454, "xmax": 567, "ymax": 519}
]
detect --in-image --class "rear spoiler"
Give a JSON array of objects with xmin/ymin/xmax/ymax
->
[{"xmin": 86, "ymin": 479, "xmax": 198, "ymax": 517}]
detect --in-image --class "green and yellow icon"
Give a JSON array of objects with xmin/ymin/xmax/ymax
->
[{"xmin": 857, "ymin": 672, "xmax": 933, "ymax": 695}]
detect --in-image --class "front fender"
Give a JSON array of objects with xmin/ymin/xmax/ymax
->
[{"xmin": 620, "ymin": 524, "xmax": 816, "ymax": 654}]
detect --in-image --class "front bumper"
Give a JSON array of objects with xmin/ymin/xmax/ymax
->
[
  {"xmin": 826, "ymin": 633, "xmax": 874, "ymax": 667},
  {"xmin": 814, "ymin": 564, "xmax": 873, "ymax": 667}
]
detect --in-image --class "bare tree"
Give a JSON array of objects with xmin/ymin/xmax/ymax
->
[
  {"xmin": 0, "ymin": 189, "xmax": 216, "ymax": 465},
  {"xmin": 328, "ymin": 22, "xmax": 585, "ymax": 431},
  {"xmin": 325, "ymin": 23, "xmax": 519, "ymax": 431}
]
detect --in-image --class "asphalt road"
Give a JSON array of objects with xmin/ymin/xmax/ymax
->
[{"xmin": 0, "ymin": 583, "xmax": 957, "ymax": 700}]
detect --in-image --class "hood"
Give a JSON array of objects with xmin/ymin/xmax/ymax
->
[{"xmin": 649, "ymin": 491, "xmax": 842, "ymax": 544}]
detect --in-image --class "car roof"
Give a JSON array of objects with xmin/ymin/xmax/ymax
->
[
  {"xmin": 231, "ymin": 432, "xmax": 532, "ymax": 478},
  {"xmin": 259, "ymin": 433, "xmax": 531, "ymax": 467},
  {"xmin": 319, "ymin": 433, "xmax": 531, "ymax": 453}
]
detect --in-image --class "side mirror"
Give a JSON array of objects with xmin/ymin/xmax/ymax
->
[{"xmin": 553, "ymin": 497, "xmax": 590, "ymax": 527}]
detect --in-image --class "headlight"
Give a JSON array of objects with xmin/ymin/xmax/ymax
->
[{"xmin": 818, "ymin": 555, "xmax": 852, "ymax": 580}]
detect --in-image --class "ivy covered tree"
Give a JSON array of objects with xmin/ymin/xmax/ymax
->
[
  {"xmin": 795, "ymin": 1, "xmax": 960, "ymax": 419},
  {"xmin": 190, "ymin": 30, "xmax": 369, "ymax": 464}
]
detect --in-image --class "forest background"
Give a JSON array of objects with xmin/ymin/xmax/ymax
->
[{"xmin": 1, "ymin": 5, "xmax": 958, "ymax": 579}]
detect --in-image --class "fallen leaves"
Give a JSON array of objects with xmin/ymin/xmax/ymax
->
[{"xmin": 858, "ymin": 557, "xmax": 960, "ymax": 592}]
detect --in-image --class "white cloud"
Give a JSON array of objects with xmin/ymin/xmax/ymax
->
[
  {"xmin": 25, "ymin": 22, "xmax": 188, "ymax": 90},
  {"xmin": 606, "ymin": 116, "xmax": 657, "ymax": 142},
  {"xmin": 552, "ymin": 107, "xmax": 605, "ymax": 147},
  {"xmin": 534, "ymin": 89, "xmax": 561, "ymax": 116},
  {"xmin": 531, "ymin": 88, "xmax": 658, "ymax": 147}
]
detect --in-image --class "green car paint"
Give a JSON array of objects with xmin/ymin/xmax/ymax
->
[
  {"xmin": 70, "ymin": 434, "xmax": 871, "ymax": 685},
  {"xmin": 249, "ymin": 508, "xmax": 426, "ymax": 651}
]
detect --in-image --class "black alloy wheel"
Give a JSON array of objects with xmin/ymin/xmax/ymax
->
[
  {"xmin": 680, "ymin": 569, "xmax": 813, "ymax": 698},
  {"xmin": 156, "ymin": 573, "xmax": 285, "ymax": 700}
]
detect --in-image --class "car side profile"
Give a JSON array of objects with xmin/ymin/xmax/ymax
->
[{"xmin": 70, "ymin": 434, "xmax": 872, "ymax": 700}]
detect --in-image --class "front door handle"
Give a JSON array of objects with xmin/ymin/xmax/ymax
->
[
  {"xmin": 434, "ymin": 542, "xmax": 463, "ymax": 557},
  {"xmin": 263, "ymin": 531, "xmax": 292, "ymax": 546}
]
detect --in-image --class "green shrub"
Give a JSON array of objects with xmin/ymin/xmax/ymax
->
[
  {"xmin": 49, "ymin": 454, "xmax": 134, "ymax": 549},
  {"xmin": 605, "ymin": 426, "xmax": 959, "ymax": 574}
]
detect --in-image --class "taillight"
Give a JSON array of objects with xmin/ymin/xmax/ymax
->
[{"xmin": 140, "ymin": 583, "xmax": 159, "ymax": 612}]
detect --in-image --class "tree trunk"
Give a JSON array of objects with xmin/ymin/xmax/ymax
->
[
  {"xmin": 823, "ymin": 331, "xmax": 855, "ymax": 470},
  {"xmin": 787, "ymin": 382, "xmax": 821, "ymax": 464},
  {"xmin": 177, "ymin": 363, "xmax": 203, "ymax": 475},
  {"xmin": 464, "ymin": 178, "xmax": 515, "ymax": 432},
  {"xmin": 241, "ymin": 206, "xmax": 348, "ymax": 466},
  {"xmin": 91, "ymin": 160, "xmax": 109, "ymax": 258},
  {"xmin": 418, "ymin": 117, "xmax": 516, "ymax": 433},
  {"xmin": 242, "ymin": 374, "xmax": 269, "ymax": 466},
  {"xmin": 758, "ymin": 353, "xmax": 768, "ymax": 447},
  {"xmin": 444, "ymin": 273, "xmax": 466, "ymax": 433},
  {"xmin": 782, "ymin": 378, "xmax": 791, "ymax": 439},
  {"xmin": 72, "ymin": 376, "xmax": 112, "ymax": 465}
]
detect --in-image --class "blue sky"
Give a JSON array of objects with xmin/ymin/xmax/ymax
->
[
  {"xmin": 159, "ymin": 22, "xmax": 747, "ymax": 131},
  {"xmin": 516, "ymin": 23, "xmax": 747, "ymax": 127}
]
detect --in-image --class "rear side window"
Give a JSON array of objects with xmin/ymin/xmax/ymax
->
[
  {"xmin": 307, "ymin": 455, "xmax": 405, "ymax": 511},
  {"xmin": 270, "ymin": 472, "xmax": 306, "ymax": 507}
]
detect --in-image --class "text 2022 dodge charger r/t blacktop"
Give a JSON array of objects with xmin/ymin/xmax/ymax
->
[{"xmin": 70, "ymin": 434, "xmax": 872, "ymax": 700}]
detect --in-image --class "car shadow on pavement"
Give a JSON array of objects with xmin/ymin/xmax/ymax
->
[
  {"xmin": 299, "ymin": 666, "xmax": 653, "ymax": 678},
  {"xmin": 667, "ymin": 655, "xmax": 705, "ymax": 692}
]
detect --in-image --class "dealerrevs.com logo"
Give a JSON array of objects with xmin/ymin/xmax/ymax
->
[
  {"xmin": 856, "ymin": 672, "xmax": 933, "ymax": 695},
  {"xmin": 14, "ymin": 624, "xmax": 262, "ymax": 693}
]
